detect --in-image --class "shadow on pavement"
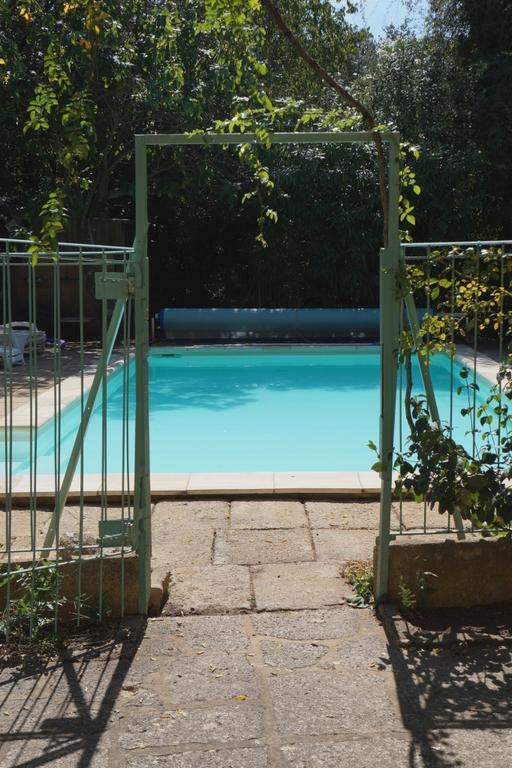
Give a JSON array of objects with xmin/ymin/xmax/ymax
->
[
  {"xmin": 384, "ymin": 612, "xmax": 512, "ymax": 768},
  {"xmin": 0, "ymin": 618, "xmax": 145, "ymax": 768}
]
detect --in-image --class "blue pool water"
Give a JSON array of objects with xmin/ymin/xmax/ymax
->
[{"xmin": 3, "ymin": 346, "xmax": 493, "ymax": 475}]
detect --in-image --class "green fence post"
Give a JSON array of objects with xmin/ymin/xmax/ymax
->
[
  {"xmin": 133, "ymin": 136, "xmax": 152, "ymax": 614},
  {"xmin": 375, "ymin": 135, "xmax": 401, "ymax": 604}
]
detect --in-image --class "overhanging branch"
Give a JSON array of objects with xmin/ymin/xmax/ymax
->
[{"xmin": 260, "ymin": 0, "xmax": 389, "ymax": 244}]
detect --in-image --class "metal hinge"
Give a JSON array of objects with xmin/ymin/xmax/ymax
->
[{"xmin": 95, "ymin": 272, "xmax": 135, "ymax": 300}]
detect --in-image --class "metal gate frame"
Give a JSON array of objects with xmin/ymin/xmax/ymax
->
[{"xmin": 134, "ymin": 130, "xmax": 402, "ymax": 608}]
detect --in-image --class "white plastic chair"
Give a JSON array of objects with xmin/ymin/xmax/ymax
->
[
  {"xmin": 4, "ymin": 322, "xmax": 47, "ymax": 354},
  {"xmin": 0, "ymin": 327, "xmax": 24, "ymax": 369}
]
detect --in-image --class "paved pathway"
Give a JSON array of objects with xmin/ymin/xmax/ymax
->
[{"xmin": 1, "ymin": 500, "xmax": 512, "ymax": 767}]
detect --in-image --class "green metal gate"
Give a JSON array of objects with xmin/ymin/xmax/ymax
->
[
  {"xmin": 2, "ymin": 129, "xmax": 406, "ymax": 635},
  {"xmin": 0, "ymin": 235, "xmax": 151, "ymax": 640}
]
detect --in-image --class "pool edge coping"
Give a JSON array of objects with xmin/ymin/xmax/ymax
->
[{"xmin": 1, "ymin": 470, "xmax": 384, "ymax": 500}]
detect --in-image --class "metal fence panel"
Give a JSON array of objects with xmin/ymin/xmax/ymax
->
[
  {"xmin": 0, "ymin": 238, "xmax": 149, "ymax": 641},
  {"xmin": 379, "ymin": 241, "xmax": 512, "ymax": 560}
]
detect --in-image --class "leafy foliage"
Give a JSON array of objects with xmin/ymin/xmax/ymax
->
[
  {"xmin": 398, "ymin": 577, "xmax": 417, "ymax": 613},
  {"xmin": 0, "ymin": 562, "xmax": 66, "ymax": 643},
  {"xmin": 395, "ymin": 369, "xmax": 512, "ymax": 532},
  {"xmin": 1, "ymin": 1, "xmax": 511, "ymax": 303},
  {"xmin": 343, "ymin": 559, "xmax": 374, "ymax": 608},
  {"xmin": 403, "ymin": 246, "xmax": 512, "ymax": 351}
]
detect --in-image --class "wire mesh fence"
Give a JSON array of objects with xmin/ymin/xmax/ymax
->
[
  {"xmin": 392, "ymin": 240, "xmax": 512, "ymax": 539},
  {"xmin": 1, "ymin": 238, "xmax": 140, "ymax": 641}
]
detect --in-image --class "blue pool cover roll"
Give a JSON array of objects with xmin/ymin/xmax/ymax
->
[{"xmin": 157, "ymin": 308, "xmax": 430, "ymax": 341}]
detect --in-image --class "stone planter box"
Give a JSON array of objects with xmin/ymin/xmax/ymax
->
[
  {"xmin": 0, "ymin": 553, "xmax": 139, "ymax": 620},
  {"xmin": 385, "ymin": 536, "xmax": 512, "ymax": 608}
]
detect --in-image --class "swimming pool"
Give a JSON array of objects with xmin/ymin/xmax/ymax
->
[{"xmin": 2, "ymin": 345, "xmax": 493, "ymax": 478}]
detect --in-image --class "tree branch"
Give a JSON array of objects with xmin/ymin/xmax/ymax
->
[{"xmin": 260, "ymin": 0, "xmax": 389, "ymax": 244}]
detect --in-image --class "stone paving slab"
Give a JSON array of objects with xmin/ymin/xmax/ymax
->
[
  {"xmin": 396, "ymin": 645, "xmax": 512, "ymax": 729},
  {"xmin": 163, "ymin": 652, "xmax": 260, "ymax": 706},
  {"xmin": 153, "ymin": 525, "xmax": 215, "ymax": 568},
  {"xmin": 231, "ymin": 500, "xmax": 307, "ymax": 529},
  {"xmin": 0, "ymin": 659, "xmax": 130, "ymax": 708},
  {"xmin": 252, "ymin": 563, "xmax": 350, "ymax": 611},
  {"xmin": 318, "ymin": 632, "xmax": 391, "ymax": 671},
  {"xmin": 260, "ymin": 638, "xmax": 330, "ymax": 669},
  {"xmin": 214, "ymin": 528, "xmax": 314, "ymax": 565},
  {"xmin": 125, "ymin": 747, "xmax": 270, "ymax": 768},
  {"xmin": 153, "ymin": 500, "xmax": 230, "ymax": 529},
  {"xmin": 164, "ymin": 565, "xmax": 252, "ymax": 615},
  {"xmin": 418, "ymin": 728, "xmax": 512, "ymax": 768},
  {"xmin": 306, "ymin": 501, "xmax": 381, "ymax": 530},
  {"xmin": 252, "ymin": 607, "xmax": 377, "ymax": 640},
  {"xmin": 0, "ymin": 505, "xmax": 113, "ymax": 559},
  {"xmin": 0, "ymin": 736, "xmax": 111, "ymax": 768},
  {"xmin": 0, "ymin": 695, "xmax": 121, "ymax": 751},
  {"xmin": 118, "ymin": 703, "xmax": 265, "ymax": 750},
  {"xmin": 379, "ymin": 602, "xmax": 512, "ymax": 650},
  {"xmin": 150, "ymin": 614, "xmax": 250, "ymax": 653},
  {"xmin": 281, "ymin": 737, "xmax": 411, "ymax": 768},
  {"xmin": 312, "ymin": 529, "xmax": 376, "ymax": 563},
  {"xmin": 270, "ymin": 668, "xmax": 401, "ymax": 736}
]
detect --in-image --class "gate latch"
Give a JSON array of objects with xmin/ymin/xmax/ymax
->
[
  {"xmin": 98, "ymin": 519, "xmax": 134, "ymax": 548},
  {"xmin": 95, "ymin": 272, "xmax": 135, "ymax": 300}
]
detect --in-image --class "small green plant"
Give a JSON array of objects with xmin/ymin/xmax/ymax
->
[
  {"xmin": 343, "ymin": 560, "xmax": 374, "ymax": 608},
  {"xmin": 0, "ymin": 562, "xmax": 67, "ymax": 645},
  {"xmin": 398, "ymin": 577, "xmax": 417, "ymax": 613},
  {"xmin": 397, "ymin": 571, "xmax": 438, "ymax": 614},
  {"xmin": 416, "ymin": 570, "xmax": 438, "ymax": 607}
]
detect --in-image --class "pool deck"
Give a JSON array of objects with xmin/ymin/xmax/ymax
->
[
  {"xmin": 1, "ymin": 341, "xmax": 504, "ymax": 501},
  {"xmin": 0, "ymin": 343, "xmax": 104, "ymax": 425},
  {"xmin": 1, "ymin": 499, "xmax": 509, "ymax": 768}
]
